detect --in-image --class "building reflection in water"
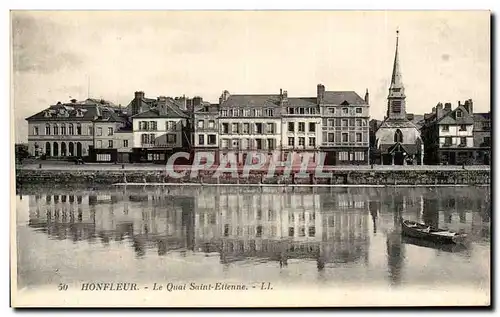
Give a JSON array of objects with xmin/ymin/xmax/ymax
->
[{"xmin": 26, "ymin": 187, "xmax": 490, "ymax": 274}]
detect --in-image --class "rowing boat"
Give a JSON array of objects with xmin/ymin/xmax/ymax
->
[{"xmin": 401, "ymin": 219, "xmax": 466, "ymax": 244}]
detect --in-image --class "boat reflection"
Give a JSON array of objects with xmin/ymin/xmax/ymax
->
[{"xmin": 402, "ymin": 236, "xmax": 468, "ymax": 253}]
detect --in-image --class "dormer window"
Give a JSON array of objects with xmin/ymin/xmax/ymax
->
[
  {"xmin": 342, "ymin": 108, "xmax": 348, "ymax": 114},
  {"xmin": 456, "ymin": 110, "xmax": 463, "ymax": 118}
]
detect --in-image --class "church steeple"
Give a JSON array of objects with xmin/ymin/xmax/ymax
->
[{"xmin": 387, "ymin": 29, "xmax": 407, "ymax": 120}]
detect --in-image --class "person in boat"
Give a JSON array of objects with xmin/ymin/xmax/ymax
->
[{"xmin": 422, "ymin": 226, "xmax": 431, "ymax": 233}]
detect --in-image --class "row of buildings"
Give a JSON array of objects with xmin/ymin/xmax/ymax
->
[{"xmin": 25, "ymin": 31, "xmax": 491, "ymax": 165}]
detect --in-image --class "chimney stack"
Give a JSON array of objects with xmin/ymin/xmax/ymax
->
[
  {"xmin": 444, "ymin": 102, "xmax": 452, "ymax": 112},
  {"xmin": 364, "ymin": 89, "xmax": 369, "ymax": 104},
  {"xmin": 317, "ymin": 84, "xmax": 325, "ymax": 104},
  {"xmin": 132, "ymin": 91, "xmax": 145, "ymax": 115}
]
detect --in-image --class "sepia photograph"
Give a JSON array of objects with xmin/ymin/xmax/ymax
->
[{"xmin": 10, "ymin": 10, "xmax": 491, "ymax": 307}]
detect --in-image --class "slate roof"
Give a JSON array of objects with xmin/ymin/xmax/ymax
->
[
  {"xmin": 377, "ymin": 118, "xmax": 420, "ymax": 130},
  {"xmin": 221, "ymin": 94, "xmax": 281, "ymax": 108},
  {"xmin": 322, "ymin": 91, "xmax": 367, "ymax": 105},
  {"xmin": 473, "ymin": 113, "xmax": 491, "ymax": 122},
  {"xmin": 436, "ymin": 105, "xmax": 474, "ymax": 125},
  {"xmin": 287, "ymin": 97, "xmax": 317, "ymax": 106},
  {"xmin": 26, "ymin": 103, "xmax": 110, "ymax": 122}
]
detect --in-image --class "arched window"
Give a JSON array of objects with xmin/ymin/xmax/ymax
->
[
  {"xmin": 68, "ymin": 124, "xmax": 74, "ymax": 135},
  {"xmin": 76, "ymin": 123, "xmax": 82, "ymax": 135},
  {"xmin": 45, "ymin": 124, "xmax": 51, "ymax": 135},
  {"xmin": 61, "ymin": 124, "xmax": 66, "ymax": 135},
  {"xmin": 53, "ymin": 124, "xmax": 59, "ymax": 135},
  {"xmin": 394, "ymin": 129, "xmax": 403, "ymax": 143},
  {"xmin": 76, "ymin": 142, "xmax": 82, "ymax": 157},
  {"xmin": 68, "ymin": 142, "xmax": 74, "ymax": 156},
  {"xmin": 45, "ymin": 142, "xmax": 51, "ymax": 156},
  {"xmin": 53, "ymin": 142, "xmax": 59, "ymax": 156},
  {"xmin": 61, "ymin": 142, "xmax": 67, "ymax": 156}
]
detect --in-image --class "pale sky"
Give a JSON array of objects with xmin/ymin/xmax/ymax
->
[{"xmin": 11, "ymin": 10, "xmax": 490, "ymax": 143}]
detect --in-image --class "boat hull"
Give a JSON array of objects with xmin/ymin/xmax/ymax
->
[{"xmin": 401, "ymin": 220, "xmax": 463, "ymax": 244}]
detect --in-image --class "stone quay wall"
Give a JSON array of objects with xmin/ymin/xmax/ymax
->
[{"xmin": 16, "ymin": 168, "xmax": 491, "ymax": 187}]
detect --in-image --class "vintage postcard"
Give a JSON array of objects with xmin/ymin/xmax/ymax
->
[{"xmin": 11, "ymin": 10, "xmax": 491, "ymax": 307}]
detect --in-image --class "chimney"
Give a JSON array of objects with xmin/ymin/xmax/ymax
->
[
  {"xmin": 364, "ymin": 89, "xmax": 369, "ymax": 104},
  {"xmin": 70, "ymin": 99, "xmax": 77, "ymax": 104},
  {"xmin": 219, "ymin": 90, "xmax": 230, "ymax": 104},
  {"xmin": 436, "ymin": 102, "xmax": 443, "ymax": 119},
  {"xmin": 132, "ymin": 91, "xmax": 145, "ymax": 115},
  {"xmin": 444, "ymin": 102, "xmax": 452, "ymax": 112},
  {"xmin": 193, "ymin": 96, "xmax": 203, "ymax": 107},
  {"xmin": 465, "ymin": 99, "xmax": 473, "ymax": 114},
  {"xmin": 317, "ymin": 84, "xmax": 325, "ymax": 104}
]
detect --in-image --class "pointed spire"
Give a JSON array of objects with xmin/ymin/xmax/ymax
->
[{"xmin": 390, "ymin": 29, "xmax": 403, "ymax": 89}]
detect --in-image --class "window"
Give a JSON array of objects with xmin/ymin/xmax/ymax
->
[
  {"xmin": 442, "ymin": 125, "xmax": 449, "ymax": 132},
  {"xmin": 327, "ymin": 107, "xmax": 335, "ymax": 114},
  {"xmin": 356, "ymin": 119, "xmax": 362, "ymax": 127},
  {"xmin": 459, "ymin": 124, "xmax": 467, "ymax": 131},
  {"xmin": 265, "ymin": 109, "xmax": 274, "ymax": 116},
  {"xmin": 356, "ymin": 107, "xmax": 362, "ymax": 114},
  {"xmin": 298, "ymin": 122, "xmax": 305, "ymax": 132},
  {"xmin": 309, "ymin": 122, "xmax": 316, "ymax": 132},
  {"xmin": 221, "ymin": 110, "xmax": 228, "ymax": 117},
  {"xmin": 221, "ymin": 139, "xmax": 229, "ymax": 149},
  {"xmin": 267, "ymin": 139, "xmax": 275, "ymax": 150},
  {"xmin": 149, "ymin": 133, "xmax": 155, "ymax": 144},
  {"xmin": 68, "ymin": 124, "xmax": 74, "ymax": 135},
  {"xmin": 338, "ymin": 151, "xmax": 349, "ymax": 161},
  {"xmin": 222, "ymin": 123, "xmax": 229, "ymax": 134},
  {"xmin": 232, "ymin": 123, "xmax": 239, "ymax": 133},
  {"xmin": 150, "ymin": 121, "xmax": 157, "ymax": 131},
  {"xmin": 355, "ymin": 152, "xmax": 365, "ymax": 161},
  {"xmin": 108, "ymin": 140, "xmax": 113, "ymax": 148},
  {"xmin": 459, "ymin": 137, "xmax": 467, "ymax": 146},
  {"xmin": 328, "ymin": 119, "xmax": 334, "ymax": 127},
  {"xmin": 308, "ymin": 226, "xmax": 316, "ymax": 237},
  {"xmin": 444, "ymin": 137, "xmax": 452, "ymax": 146},
  {"xmin": 108, "ymin": 127, "xmax": 113, "ymax": 136},
  {"xmin": 342, "ymin": 119, "xmax": 348, "ymax": 127},
  {"xmin": 33, "ymin": 127, "xmax": 39, "ymax": 135},
  {"xmin": 342, "ymin": 108, "xmax": 348, "ymax": 114},
  {"xmin": 308, "ymin": 137, "xmax": 316, "ymax": 147},
  {"xmin": 199, "ymin": 135, "xmax": 205, "ymax": 145},
  {"xmin": 266, "ymin": 123, "xmax": 274, "ymax": 134},
  {"xmin": 255, "ymin": 123, "xmax": 263, "ymax": 134},
  {"xmin": 53, "ymin": 125, "xmax": 59, "ymax": 135},
  {"xmin": 243, "ymin": 123, "xmax": 249, "ymax": 134},
  {"xmin": 167, "ymin": 134, "xmax": 176, "ymax": 144},
  {"xmin": 288, "ymin": 108, "xmax": 295, "ymax": 114},
  {"xmin": 96, "ymin": 127, "xmax": 102, "ymax": 136},
  {"xmin": 394, "ymin": 129, "xmax": 403, "ymax": 143},
  {"xmin": 198, "ymin": 120, "xmax": 204, "ymax": 129},
  {"xmin": 208, "ymin": 135, "xmax": 216, "ymax": 145},
  {"xmin": 484, "ymin": 137, "xmax": 491, "ymax": 146},
  {"xmin": 288, "ymin": 137, "xmax": 295, "ymax": 146},
  {"xmin": 87, "ymin": 126, "xmax": 91, "ymax": 135},
  {"xmin": 299, "ymin": 227, "xmax": 306, "ymax": 237},
  {"xmin": 96, "ymin": 140, "xmax": 102, "ymax": 148},
  {"xmin": 356, "ymin": 133, "xmax": 362, "ymax": 142},
  {"xmin": 123, "ymin": 140, "xmax": 128, "ymax": 147},
  {"xmin": 298, "ymin": 137, "xmax": 305, "ymax": 146},
  {"xmin": 288, "ymin": 122, "xmax": 295, "ymax": 132},
  {"xmin": 328, "ymin": 133, "xmax": 334, "ymax": 142},
  {"xmin": 288, "ymin": 227, "xmax": 294, "ymax": 237},
  {"xmin": 456, "ymin": 110, "xmax": 463, "ymax": 118},
  {"xmin": 299, "ymin": 108, "xmax": 305, "ymax": 114},
  {"xmin": 256, "ymin": 139, "xmax": 263, "ymax": 150},
  {"xmin": 76, "ymin": 123, "xmax": 82, "ymax": 135},
  {"xmin": 342, "ymin": 133, "xmax": 348, "ymax": 143},
  {"xmin": 208, "ymin": 120, "xmax": 215, "ymax": 128},
  {"xmin": 392, "ymin": 100, "xmax": 402, "ymax": 113}
]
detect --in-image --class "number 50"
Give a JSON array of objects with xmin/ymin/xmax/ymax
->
[{"xmin": 58, "ymin": 283, "xmax": 68, "ymax": 291}]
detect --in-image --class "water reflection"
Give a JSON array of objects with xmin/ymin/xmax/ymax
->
[{"xmin": 24, "ymin": 186, "xmax": 490, "ymax": 286}]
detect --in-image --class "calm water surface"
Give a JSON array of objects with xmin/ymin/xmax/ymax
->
[{"xmin": 16, "ymin": 186, "xmax": 490, "ymax": 291}]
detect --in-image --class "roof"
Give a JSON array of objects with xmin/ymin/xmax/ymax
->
[
  {"xmin": 380, "ymin": 143, "xmax": 421, "ymax": 155},
  {"xmin": 436, "ymin": 105, "xmax": 474, "ymax": 125},
  {"xmin": 194, "ymin": 103, "xmax": 219, "ymax": 113},
  {"xmin": 25, "ymin": 103, "xmax": 119, "ymax": 122},
  {"xmin": 221, "ymin": 94, "xmax": 281, "ymax": 108},
  {"xmin": 287, "ymin": 97, "xmax": 317, "ymax": 106},
  {"xmin": 130, "ymin": 106, "xmax": 189, "ymax": 119},
  {"xmin": 377, "ymin": 118, "xmax": 420, "ymax": 130},
  {"xmin": 473, "ymin": 113, "xmax": 491, "ymax": 122},
  {"xmin": 322, "ymin": 91, "xmax": 366, "ymax": 105}
]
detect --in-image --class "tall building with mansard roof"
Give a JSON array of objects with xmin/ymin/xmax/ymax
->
[{"xmin": 375, "ymin": 30, "xmax": 424, "ymax": 165}]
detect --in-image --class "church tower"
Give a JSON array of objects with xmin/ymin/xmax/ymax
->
[{"xmin": 386, "ymin": 30, "xmax": 406, "ymax": 120}]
